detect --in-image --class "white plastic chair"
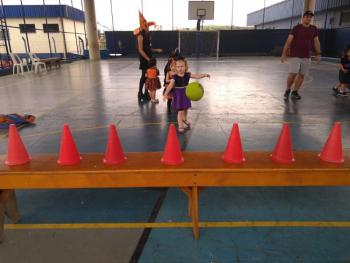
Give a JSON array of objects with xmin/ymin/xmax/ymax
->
[
  {"xmin": 9, "ymin": 53, "xmax": 30, "ymax": 75},
  {"xmin": 28, "ymin": 53, "xmax": 47, "ymax": 74}
]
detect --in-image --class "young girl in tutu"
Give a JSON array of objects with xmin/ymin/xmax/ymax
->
[
  {"xmin": 145, "ymin": 58, "xmax": 161, "ymax": 103},
  {"xmin": 164, "ymin": 57, "xmax": 210, "ymax": 133}
]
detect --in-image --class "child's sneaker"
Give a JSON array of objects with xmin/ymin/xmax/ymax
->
[
  {"xmin": 337, "ymin": 92, "xmax": 348, "ymax": 97},
  {"xmin": 291, "ymin": 91, "xmax": 301, "ymax": 100},
  {"xmin": 284, "ymin": 89, "xmax": 291, "ymax": 99}
]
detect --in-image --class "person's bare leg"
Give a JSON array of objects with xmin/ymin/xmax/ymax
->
[
  {"xmin": 290, "ymin": 74, "xmax": 304, "ymax": 99},
  {"xmin": 154, "ymin": 90, "xmax": 158, "ymax": 102},
  {"xmin": 293, "ymin": 74, "xmax": 305, "ymax": 91},
  {"xmin": 287, "ymin": 73, "xmax": 297, "ymax": 90},
  {"xmin": 177, "ymin": 111, "xmax": 185, "ymax": 132},
  {"xmin": 183, "ymin": 109, "xmax": 190, "ymax": 128},
  {"xmin": 284, "ymin": 73, "xmax": 297, "ymax": 99},
  {"xmin": 149, "ymin": 90, "xmax": 156, "ymax": 103}
]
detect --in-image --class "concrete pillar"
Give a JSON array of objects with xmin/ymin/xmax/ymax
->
[
  {"xmin": 302, "ymin": 0, "xmax": 316, "ymax": 14},
  {"xmin": 83, "ymin": 0, "xmax": 100, "ymax": 60}
]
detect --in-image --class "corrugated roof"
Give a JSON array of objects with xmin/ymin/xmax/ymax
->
[
  {"xmin": 0, "ymin": 5, "xmax": 85, "ymax": 22},
  {"xmin": 247, "ymin": 0, "xmax": 350, "ymax": 26}
]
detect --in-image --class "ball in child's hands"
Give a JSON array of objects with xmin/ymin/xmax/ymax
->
[{"xmin": 185, "ymin": 82, "xmax": 204, "ymax": 101}]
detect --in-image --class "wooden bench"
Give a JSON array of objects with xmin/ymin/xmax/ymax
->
[
  {"xmin": 0, "ymin": 151, "xmax": 350, "ymax": 242},
  {"xmin": 39, "ymin": 57, "xmax": 62, "ymax": 70}
]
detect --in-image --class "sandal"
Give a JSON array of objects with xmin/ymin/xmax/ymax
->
[
  {"xmin": 178, "ymin": 127, "xmax": 185, "ymax": 134},
  {"xmin": 183, "ymin": 120, "xmax": 191, "ymax": 128}
]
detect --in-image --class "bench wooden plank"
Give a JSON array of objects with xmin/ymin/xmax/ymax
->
[
  {"xmin": 0, "ymin": 152, "xmax": 349, "ymax": 188},
  {"xmin": 0, "ymin": 151, "xmax": 349, "ymax": 241}
]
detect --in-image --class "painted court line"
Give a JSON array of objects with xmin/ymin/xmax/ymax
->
[{"xmin": 5, "ymin": 221, "xmax": 350, "ymax": 230}]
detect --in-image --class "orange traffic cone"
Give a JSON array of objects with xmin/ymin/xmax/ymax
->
[
  {"xmin": 5, "ymin": 124, "xmax": 31, "ymax": 166},
  {"xmin": 161, "ymin": 124, "xmax": 184, "ymax": 165},
  {"xmin": 57, "ymin": 124, "xmax": 81, "ymax": 165},
  {"xmin": 271, "ymin": 123, "xmax": 295, "ymax": 164},
  {"xmin": 222, "ymin": 123, "xmax": 245, "ymax": 164},
  {"xmin": 319, "ymin": 122, "xmax": 344, "ymax": 163},
  {"xmin": 103, "ymin": 124, "xmax": 127, "ymax": 165}
]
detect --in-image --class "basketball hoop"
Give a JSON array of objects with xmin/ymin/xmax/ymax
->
[{"xmin": 189, "ymin": 1, "xmax": 214, "ymax": 31}]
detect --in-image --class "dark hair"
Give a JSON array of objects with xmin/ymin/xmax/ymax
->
[
  {"xmin": 303, "ymin": 10, "xmax": 314, "ymax": 17},
  {"xmin": 342, "ymin": 45, "xmax": 350, "ymax": 58},
  {"xmin": 168, "ymin": 48, "xmax": 180, "ymax": 58},
  {"xmin": 148, "ymin": 58, "xmax": 157, "ymax": 67},
  {"xmin": 174, "ymin": 55, "xmax": 186, "ymax": 61}
]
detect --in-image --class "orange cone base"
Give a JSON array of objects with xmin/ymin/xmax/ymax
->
[
  {"xmin": 271, "ymin": 154, "xmax": 295, "ymax": 164},
  {"xmin": 103, "ymin": 156, "xmax": 127, "ymax": 165},
  {"xmin": 318, "ymin": 153, "xmax": 344, "ymax": 164},
  {"xmin": 57, "ymin": 156, "xmax": 82, "ymax": 166},
  {"xmin": 5, "ymin": 156, "xmax": 31, "ymax": 166},
  {"xmin": 222, "ymin": 155, "xmax": 246, "ymax": 164},
  {"xmin": 161, "ymin": 156, "xmax": 184, "ymax": 165}
]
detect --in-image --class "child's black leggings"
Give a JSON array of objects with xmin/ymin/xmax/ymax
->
[{"xmin": 139, "ymin": 69, "xmax": 147, "ymax": 94}]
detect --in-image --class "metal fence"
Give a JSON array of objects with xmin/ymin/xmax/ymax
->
[{"xmin": 105, "ymin": 28, "xmax": 350, "ymax": 58}]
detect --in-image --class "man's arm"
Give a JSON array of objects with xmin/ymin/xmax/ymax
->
[
  {"xmin": 137, "ymin": 35, "xmax": 150, "ymax": 61},
  {"xmin": 314, "ymin": 36, "xmax": 321, "ymax": 64},
  {"xmin": 281, "ymin": 34, "xmax": 294, "ymax": 63}
]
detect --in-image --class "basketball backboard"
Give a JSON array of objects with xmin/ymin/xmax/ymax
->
[{"xmin": 188, "ymin": 1, "xmax": 214, "ymax": 20}]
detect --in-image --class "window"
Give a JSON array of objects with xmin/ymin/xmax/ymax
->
[
  {"xmin": 19, "ymin": 24, "xmax": 36, "ymax": 33},
  {"xmin": 43, "ymin": 24, "xmax": 59, "ymax": 33},
  {"xmin": 341, "ymin": 10, "xmax": 350, "ymax": 26}
]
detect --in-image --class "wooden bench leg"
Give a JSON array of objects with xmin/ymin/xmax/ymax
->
[
  {"xmin": 180, "ymin": 187, "xmax": 203, "ymax": 239},
  {"xmin": 180, "ymin": 187, "xmax": 192, "ymax": 217},
  {"xmin": 191, "ymin": 186, "xmax": 199, "ymax": 240},
  {"xmin": 0, "ymin": 199, "xmax": 4, "ymax": 243},
  {"xmin": 0, "ymin": 190, "xmax": 20, "ymax": 243},
  {"xmin": 5, "ymin": 190, "xmax": 20, "ymax": 224}
]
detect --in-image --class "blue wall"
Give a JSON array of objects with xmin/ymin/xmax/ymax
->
[
  {"xmin": 0, "ymin": 5, "xmax": 85, "ymax": 22},
  {"xmin": 105, "ymin": 31, "xmax": 178, "ymax": 56}
]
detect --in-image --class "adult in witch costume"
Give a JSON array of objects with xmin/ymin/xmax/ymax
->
[{"xmin": 134, "ymin": 12, "xmax": 162, "ymax": 101}]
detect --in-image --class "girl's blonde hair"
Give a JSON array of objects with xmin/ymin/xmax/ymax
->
[{"xmin": 175, "ymin": 57, "xmax": 189, "ymax": 72}]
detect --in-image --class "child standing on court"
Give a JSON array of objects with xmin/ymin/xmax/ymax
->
[
  {"xmin": 145, "ymin": 58, "xmax": 161, "ymax": 103},
  {"xmin": 164, "ymin": 56, "xmax": 210, "ymax": 133},
  {"xmin": 333, "ymin": 45, "xmax": 350, "ymax": 97}
]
